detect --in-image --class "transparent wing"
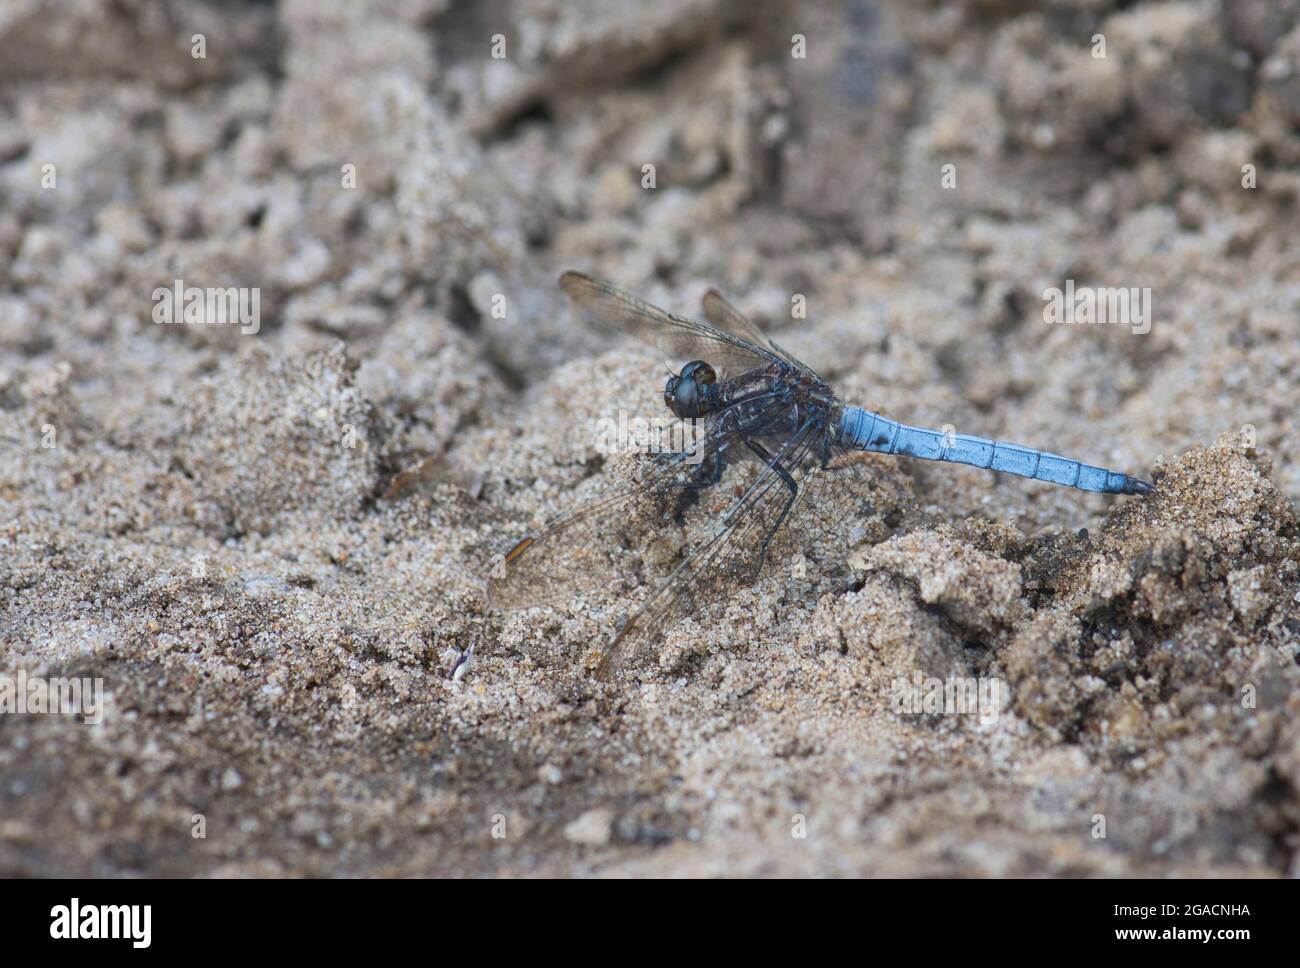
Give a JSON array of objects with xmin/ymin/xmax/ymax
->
[
  {"xmin": 560, "ymin": 271, "xmax": 783, "ymax": 378},
  {"xmin": 784, "ymin": 437, "xmax": 891, "ymax": 556},
  {"xmin": 593, "ymin": 415, "xmax": 817, "ymax": 676},
  {"xmin": 595, "ymin": 424, "xmax": 891, "ymax": 678},
  {"xmin": 699, "ymin": 289, "xmax": 774, "ymax": 350},
  {"xmin": 700, "ymin": 288, "xmax": 817, "ymax": 378},
  {"xmin": 487, "ymin": 392, "xmax": 793, "ymax": 612}
]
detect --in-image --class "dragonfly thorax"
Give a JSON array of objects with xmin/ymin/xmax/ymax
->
[{"xmin": 664, "ymin": 360, "xmax": 719, "ymax": 419}]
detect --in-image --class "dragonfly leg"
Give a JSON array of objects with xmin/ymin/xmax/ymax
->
[
  {"xmin": 667, "ymin": 450, "xmax": 725, "ymax": 522},
  {"xmin": 743, "ymin": 439, "xmax": 798, "ymax": 582},
  {"xmin": 689, "ymin": 449, "xmax": 725, "ymax": 488},
  {"xmin": 817, "ymin": 431, "xmax": 834, "ymax": 468}
]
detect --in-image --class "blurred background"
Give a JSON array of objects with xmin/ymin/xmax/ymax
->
[{"xmin": 1, "ymin": 0, "xmax": 1298, "ymax": 877}]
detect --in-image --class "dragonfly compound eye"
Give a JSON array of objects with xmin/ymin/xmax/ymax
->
[
  {"xmin": 664, "ymin": 362, "xmax": 716, "ymax": 419},
  {"xmin": 663, "ymin": 374, "xmax": 680, "ymax": 412},
  {"xmin": 680, "ymin": 361, "xmax": 716, "ymax": 384}
]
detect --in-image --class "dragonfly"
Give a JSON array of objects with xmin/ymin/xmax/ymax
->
[{"xmin": 489, "ymin": 272, "xmax": 1153, "ymax": 678}]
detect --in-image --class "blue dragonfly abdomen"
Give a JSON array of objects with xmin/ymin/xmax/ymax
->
[{"xmin": 836, "ymin": 407, "xmax": 1152, "ymax": 495}]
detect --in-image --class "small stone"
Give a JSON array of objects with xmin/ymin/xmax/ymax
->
[{"xmin": 563, "ymin": 808, "xmax": 614, "ymax": 847}]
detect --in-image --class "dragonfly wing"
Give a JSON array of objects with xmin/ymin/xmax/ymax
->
[
  {"xmin": 595, "ymin": 415, "xmax": 830, "ymax": 677},
  {"xmin": 488, "ymin": 393, "xmax": 792, "ymax": 612},
  {"xmin": 699, "ymin": 289, "xmax": 774, "ymax": 349},
  {"xmin": 595, "ymin": 420, "xmax": 898, "ymax": 677},
  {"xmin": 701, "ymin": 288, "xmax": 818, "ymax": 378},
  {"xmin": 560, "ymin": 271, "xmax": 782, "ymax": 378}
]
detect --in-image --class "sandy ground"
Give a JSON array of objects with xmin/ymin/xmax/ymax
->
[{"xmin": 1, "ymin": 0, "xmax": 1299, "ymax": 877}]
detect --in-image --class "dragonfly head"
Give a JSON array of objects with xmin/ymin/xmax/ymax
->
[{"xmin": 664, "ymin": 360, "xmax": 718, "ymax": 419}]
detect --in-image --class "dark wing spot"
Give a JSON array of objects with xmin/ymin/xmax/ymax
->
[{"xmin": 504, "ymin": 537, "xmax": 534, "ymax": 563}]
